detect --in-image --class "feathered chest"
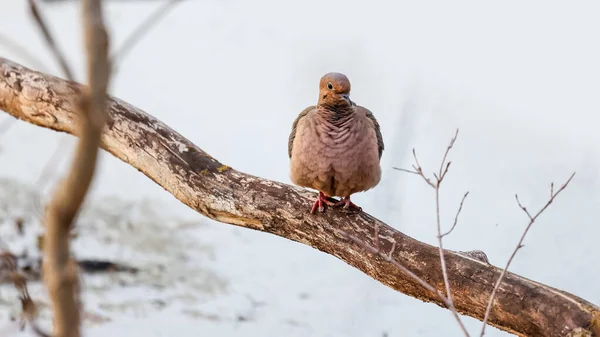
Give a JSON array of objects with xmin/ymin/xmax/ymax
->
[{"xmin": 310, "ymin": 110, "xmax": 367, "ymax": 153}]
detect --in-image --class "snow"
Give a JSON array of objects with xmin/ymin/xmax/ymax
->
[{"xmin": 1, "ymin": 0, "xmax": 600, "ymax": 336}]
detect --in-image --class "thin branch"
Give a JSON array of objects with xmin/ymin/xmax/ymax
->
[
  {"xmin": 28, "ymin": 0, "xmax": 75, "ymax": 81},
  {"xmin": 392, "ymin": 166, "xmax": 420, "ymax": 175},
  {"xmin": 394, "ymin": 129, "xmax": 469, "ymax": 336},
  {"xmin": 413, "ymin": 150, "xmax": 436, "ymax": 188},
  {"xmin": 441, "ymin": 191, "xmax": 470, "ymax": 238},
  {"xmin": 479, "ymin": 172, "xmax": 576, "ymax": 336},
  {"xmin": 438, "ymin": 129, "xmax": 459, "ymax": 181},
  {"xmin": 434, "ymin": 186, "xmax": 469, "ymax": 336},
  {"xmin": 36, "ymin": 136, "xmax": 71, "ymax": 188},
  {"xmin": 0, "ymin": 32, "xmax": 50, "ymax": 72},
  {"xmin": 515, "ymin": 195, "xmax": 533, "ymax": 221},
  {"xmin": 0, "ymin": 251, "xmax": 50, "ymax": 336},
  {"xmin": 111, "ymin": 0, "xmax": 183, "ymax": 70}
]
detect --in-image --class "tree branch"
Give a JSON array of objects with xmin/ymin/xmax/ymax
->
[
  {"xmin": 394, "ymin": 129, "xmax": 469, "ymax": 335},
  {"xmin": 36, "ymin": 0, "xmax": 111, "ymax": 336},
  {"xmin": 28, "ymin": 0, "xmax": 75, "ymax": 81},
  {"xmin": 480, "ymin": 173, "xmax": 577, "ymax": 336},
  {"xmin": 0, "ymin": 57, "xmax": 598, "ymax": 337}
]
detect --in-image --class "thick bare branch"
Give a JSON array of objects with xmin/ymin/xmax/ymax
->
[
  {"xmin": 0, "ymin": 58, "xmax": 598, "ymax": 337},
  {"xmin": 338, "ymin": 227, "xmax": 450, "ymax": 306}
]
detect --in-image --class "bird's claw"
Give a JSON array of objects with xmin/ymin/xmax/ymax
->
[
  {"xmin": 310, "ymin": 194, "xmax": 362, "ymax": 214},
  {"xmin": 334, "ymin": 197, "xmax": 362, "ymax": 211},
  {"xmin": 310, "ymin": 192, "xmax": 337, "ymax": 214}
]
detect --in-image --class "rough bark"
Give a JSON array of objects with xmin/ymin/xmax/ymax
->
[{"xmin": 0, "ymin": 57, "xmax": 598, "ymax": 337}]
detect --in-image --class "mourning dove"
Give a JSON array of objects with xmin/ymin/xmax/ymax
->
[{"xmin": 288, "ymin": 72, "xmax": 384, "ymax": 214}]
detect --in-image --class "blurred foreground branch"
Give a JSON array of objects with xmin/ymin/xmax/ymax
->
[
  {"xmin": 0, "ymin": 58, "xmax": 599, "ymax": 337},
  {"xmin": 31, "ymin": 0, "xmax": 111, "ymax": 336}
]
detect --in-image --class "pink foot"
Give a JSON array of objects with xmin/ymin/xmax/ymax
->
[
  {"xmin": 333, "ymin": 196, "xmax": 362, "ymax": 212},
  {"xmin": 310, "ymin": 192, "xmax": 337, "ymax": 214}
]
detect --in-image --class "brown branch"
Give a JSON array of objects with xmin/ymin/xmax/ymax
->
[
  {"xmin": 340, "ymin": 223, "xmax": 499, "ymax": 337},
  {"xmin": 480, "ymin": 172, "xmax": 577, "ymax": 336},
  {"xmin": 0, "ymin": 58, "xmax": 599, "ymax": 337},
  {"xmin": 0, "ymin": 249, "xmax": 52, "ymax": 336},
  {"xmin": 338, "ymin": 226, "xmax": 450, "ymax": 306},
  {"xmin": 35, "ymin": 1, "xmax": 111, "ymax": 337},
  {"xmin": 395, "ymin": 129, "xmax": 469, "ymax": 335},
  {"xmin": 0, "ymin": 252, "xmax": 37, "ymax": 328}
]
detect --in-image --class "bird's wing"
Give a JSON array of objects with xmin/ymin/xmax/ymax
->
[
  {"xmin": 288, "ymin": 105, "xmax": 315, "ymax": 158},
  {"xmin": 356, "ymin": 105, "xmax": 384, "ymax": 160}
]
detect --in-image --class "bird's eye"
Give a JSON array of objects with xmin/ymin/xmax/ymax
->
[{"xmin": 327, "ymin": 82, "xmax": 334, "ymax": 90}]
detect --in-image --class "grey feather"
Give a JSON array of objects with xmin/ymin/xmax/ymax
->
[
  {"xmin": 357, "ymin": 105, "xmax": 384, "ymax": 159},
  {"xmin": 288, "ymin": 105, "xmax": 315, "ymax": 158}
]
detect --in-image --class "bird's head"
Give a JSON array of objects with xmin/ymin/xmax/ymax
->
[{"xmin": 317, "ymin": 72, "xmax": 352, "ymax": 109}]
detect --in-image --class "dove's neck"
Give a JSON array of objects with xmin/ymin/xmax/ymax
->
[{"xmin": 315, "ymin": 105, "xmax": 355, "ymax": 128}]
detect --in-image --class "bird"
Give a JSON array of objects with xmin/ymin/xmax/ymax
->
[{"xmin": 288, "ymin": 72, "xmax": 384, "ymax": 214}]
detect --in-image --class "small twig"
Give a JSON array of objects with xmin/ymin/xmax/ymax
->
[
  {"xmin": 339, "ymin": 226, "xmax": 472, "ymax": 337},
  {"xmin": 374, "ymin": 223, "xmax": 380, "ymax": 252},
  {"xmin": 27, "ymin": 0, "xmax": 79, "ymax": 226},
  {"xmin": 28, "ymin": 0, "xmax": 75, "ymax": 81},
  {"xmin": 111, "ymin": 0, "xmax": 183, "ymax": 71},
  {"xmin": 433, "ymin": 188, "xmax": 469, "ymax": 336},
  {"xmin": 395, "ymin": 148, "xmax": 436, "ymax": 187},
  {"xmin": 392, "ymin": 167, "xmax": 420, "ymax": 175},
  {"xmin": 394, "ymin": 129, "xmax": 469, "ymax": 336},
  {"xmin": 36, "ymin": 136, "xmax": 71, "ymax": 188},
  {"xmin": 0, "ymin": 251, "xmax": 50, "ymax": 336},
  {"xmin": 479, "ymin": 172, "xmax": 576, "ymax": 336},
  {"xmin": 514, "ymin": 194, "xmax": 533, "ymax": 221},
  {"xmin": 0, "ymin": 32, "xmax": 49, "ymax": 72},
  {"xmin": 438, "ymin": 129, "xmax": 459, "ymax": 181},
  {"xmin": 441, "ymin": 191, "xmax": 470, "ymax": 238},
  {"xmin": 387, "ymin": 241, "xmax": 397, "ymax": 259}
]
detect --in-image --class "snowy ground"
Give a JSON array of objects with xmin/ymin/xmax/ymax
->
[{"xmin": 1, "ymin": 1, "xmax": 600, "ymax": 336}]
